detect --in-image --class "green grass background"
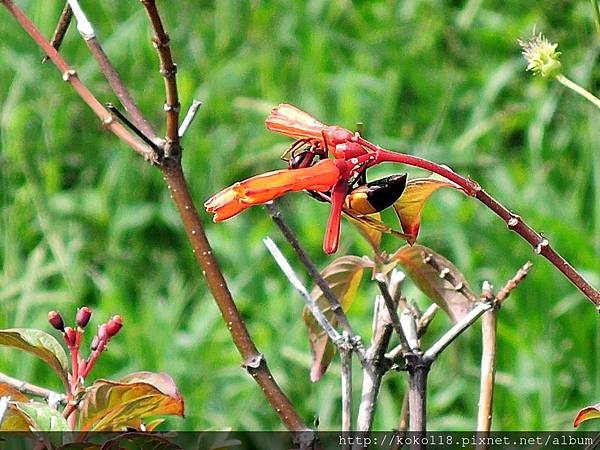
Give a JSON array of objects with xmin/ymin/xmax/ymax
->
[{"xmin": 1, "ymin": 0, "xmax": 599, "ymax": 431}]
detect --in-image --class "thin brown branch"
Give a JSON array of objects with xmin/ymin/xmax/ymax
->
[
  {"xmin": 417, "ymin": 304, "xmax": 439, "ymax": 338},
  {"xmin": 1, "ymin": 0, "xmax": 157, "ymax": 163},
  {"xmin": 0, "ymin": 372, "xmax": 66, "ymax": 404},
  {"xmin": 42, "ymin": 1, "xmax": 72, "ymax": 63},
  {"xmin": 266, "ymin": 202, "xmax": 367, "ymax": 365},
  {"xmin": 423, "ymin": 300, "xmax": 493, "ymax": 363},
  {"xmin": 407, "ymin": 363, "xmax": 429, "ymax": 439},
  {"xmin": 162, "ymin": 161, "xmax": 310, "ymax": 433},
  {"xmin": 477, "ymin": 307, "xmax": 497, "ymax": 438},
  {"xmin": 340, "ymin": 338, "xmax": 353, "ymax": 433},
  {"xmin": 398, "ymin": 390, "xmax": 409, "ymax": 432},
  {"xmin": 264, "ymin": 237, "xmax": 343, "ymax": 345},
  {"xmin": 477, "ymin": 263, "xmax": 530, "ymax": 441},
  {"xmin": 2, "ymin": 1, "xmax": 310, "ymax": 435},
  {"xmin": 66, "ymin": 0, "xmax": 160, "ymax": 144},
  {"xmin": 365, "ymin": 145, "xmax": 600, "ymax": 309},
  {"xmin": 86, "ymin": 37, "xmax": 160, "ymax": 144},
  {"xmin": 475, "ymin": 190, "xmax": 599, "ymax": 308},
  {"xmin": 497, "ymin": 260, "xmax": 533, "ymax": 304},
  {"xmin": 375, "ymin": 274, "xmax": 413, "ymax": 356},
  {"xmin": 141, "ymin": 0, "xmax": 180, "ymax": 149},
  {"xmin": 356, "ymin": 295, "xmax": 394, "ymax": 432},
  {"xmin": 421, "ymin": 251, "xmax": 478, "ymax": 302}
]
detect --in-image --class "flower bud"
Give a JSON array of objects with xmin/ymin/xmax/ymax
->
[
  {"xmin": 90, "ymin": 335, "xmax": 100, "ymax": 351},
  {"xmin": 64, "ymin": 327, "xmax": 76, "ymax": 346},
  {"xmin": 97, "ymin": 324, "xmax": 109, "ymax": 342},
  {"xmin": 106, "ymin": 315, "xmax": 123, "ymax": 337},
  {"xmin": 76, "ymin": 306, "xmax": 92, "ymax": 328},
  {"xmin": 48, "ymin": 311, "xmax": 65, "ymax": 331}
]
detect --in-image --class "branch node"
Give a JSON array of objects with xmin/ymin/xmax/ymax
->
[
  {"xmin": 62, "ymin": 69, "xmax": 77, "ymax": 81},
  {"xmin": 164, "ymin": 102, "xmax": 181, "ymax": 113},
  {"xmin": 507, "ymin": 214, "xmax": 520, "ymax": 229},
  {"xmin": 534, "ymin": 237, "xmax": 549, "ymax": 254},
  {"xmin": 159, "ymin": 63, "xmax": 177, "ymax": 77},
  {"xmin": 152, "ymin": 35, "xmax": 171, "ymax": 48},
  {"xmin": 242, "ymin": 354, "xmax": 263, "ymax": 369}
]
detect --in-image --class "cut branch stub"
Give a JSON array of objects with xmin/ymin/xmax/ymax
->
[
  {"xmin": 392, "ymin": 245, "xmax": 477, "ymax": 322},
  {"xmin": 304, "ymin": 256, "xmax": 373, "ymax": 382}
]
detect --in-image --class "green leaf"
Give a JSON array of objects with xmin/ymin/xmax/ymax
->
[
  {"xmin": 393, "ymin": 244, "xmax": 477, "ymax": 323},
  {"xmin": 304, "ymin": 256, "xmax": 373, "ymax": 382},
  {"xmin": 393, "ymin": 177, "xmax": 457, "ymax": 245},
  {"xmin": 78, "ymin": 372, "xmax": 184, "ymax": 431},
  {"xmin": 0, "ymin": 329, "xmax": 69, "ymax": 390},
  {"xmin": 1, "ymin": 401, "xmax": 69, "ymax": 431},
  {"xmin": 574, "ymin": 402, "xmax": 600, "ymax": 427}
]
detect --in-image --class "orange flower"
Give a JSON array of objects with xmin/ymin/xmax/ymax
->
[
  {"xmin": 266, "ymin": 104, "xmax": 355, "ymax": 149},
  {"xmin": 265, "ymin": 104, "xmax": 327, "ymax": 142},
  {"xmin": 204, "ymin": 159, "xmax": 345, "ymax": 222}
]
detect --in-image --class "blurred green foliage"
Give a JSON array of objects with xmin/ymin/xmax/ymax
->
[{"xmin": 0, "ymin": 0, "xmax": 599, "ymax": 431}]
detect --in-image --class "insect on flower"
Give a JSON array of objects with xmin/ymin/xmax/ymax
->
[{"xmin": 205, "ymin": 104, "xmax": 452, "ymax": 254}]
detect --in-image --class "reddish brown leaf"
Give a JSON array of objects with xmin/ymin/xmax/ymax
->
[
  {"xmin": 0, "ymin": 383, "xmax": 29, "ymax": 402},
  {"xmin": 78, "ymin": 372, "xmax": 184, "ymax": 431},
  {"xmin": 347, "ymin": 211, "xmax": 383, "ymax": 251},
  {"xmin": 574, "ymin": 402, "xmax": 600, "ymax": 427},
  {"xmin": 393, "ymin": 244, "xmax": 477, "ymax": 322},
  {"xmin": 393, "ymin": 177, "xmax": 457, "ymax": 245},
  {"xmin": 304, "ymin": 256, "xmax": 373, "ymax": 382}
]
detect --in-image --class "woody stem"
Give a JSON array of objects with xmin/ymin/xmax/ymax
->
[{"xmin": 359, "ymin": 140, "xmax": 600, "ymax": 309}]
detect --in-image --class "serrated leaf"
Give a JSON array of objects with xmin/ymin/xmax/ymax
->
[
  {"xmin": 101, "ymin": 432, "xmax": 182, "ymax": 450},
  {"xmin": 393, "ymin": 245, "xmax": 477, "ymax": 322},
  {"xmin": 574, "ymin": 402, "xmax": 600, "ymax": 427},
  {"xmin": 0, "ymin": 383, "xmax": 29, "ymax": 402},
  {"xmin": 2, "ymin": 401, "xmax": 70, "ymax": 431},
  {"xmin": 304, "ymin": 256, "xmax": 373, "ymax": 382},
  {"xmin": 393, "ymin": 177, "xmax": 457, "ymax": 245},
  {"xmin": 78, "ymin": 372, "xmax": 184, "ymax": 431},
  {"xmin": 0, "ymin": 329, "xmax": 69, "ymax": 390}
]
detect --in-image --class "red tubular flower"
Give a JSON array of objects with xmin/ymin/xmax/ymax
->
[
  {"xmin": 266, "ymin": 104, "xmax": 355, "ymax": 149},
  {"xmin": 205, "ymin": 159, "xmax": 346, "ymax": 222},
  {"xmin": 265, "ymin": 104, "xmax": 327, "ymax": 142}
]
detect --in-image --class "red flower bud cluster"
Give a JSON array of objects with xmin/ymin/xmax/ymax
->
[{"xmin": 47, "ymin": 307, "xmax": 124, "ymax": 382}]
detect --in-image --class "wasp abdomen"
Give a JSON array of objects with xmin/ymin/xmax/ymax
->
[{"xmin": 346, "ymin": 174, "xmax": 407, "ymax": 214}]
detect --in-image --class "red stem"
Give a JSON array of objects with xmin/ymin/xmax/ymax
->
[
  {"xmin": 358, "ymin": 140, "xmax": 600, "ymax": 309},
  {"xmin": 82, "ymin": 341, "xmax": 106, "ymax": 379}
]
